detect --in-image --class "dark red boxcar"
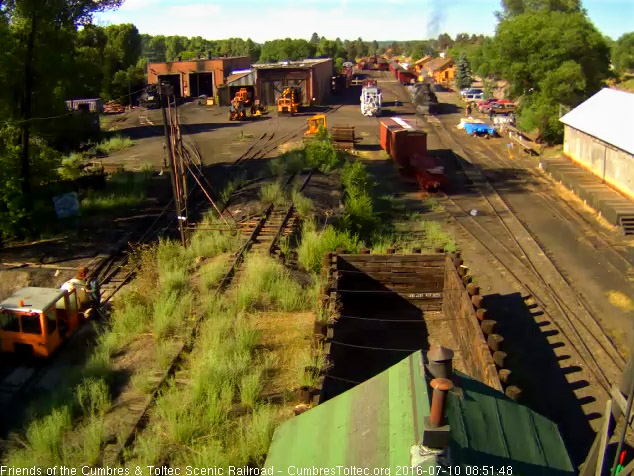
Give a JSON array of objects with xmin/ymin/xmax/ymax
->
[
  {"xmin": 390, "ymin": 129, "xmax": 411, "ymax": 169},
  {"xmin": 380, "ymin": 119, "xmax": 400, "ymax": 155},
  {"xmin": 405, "ymin": 130, "xmax": 427, "ymax": 158}
]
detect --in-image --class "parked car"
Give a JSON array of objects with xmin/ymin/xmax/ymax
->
[
  {"xmin": 477, "ymin": 98, "xmax": 498, "ymax": 110},
  {"xmin": 465, "ymin": 92, "xmax": 484, "ymax": 102},
  {"xmin": 490, "ymin": 103, "xmax": 516, "ymax": 115},
  {"xmin": 461, "ymin": 88, "xmax": 483, "ymax": 97},
  {"xmin": 481, "ymin": 99, "xmax": 513, "ymax": 113}
]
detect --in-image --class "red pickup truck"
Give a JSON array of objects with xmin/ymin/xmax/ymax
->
[
  {"xmin": 481, "ymin": 99, "xmax": 513, "ymax": 113},
  {"xmin": 477, "ymin": 98, "xmax": 498, "ymax": 111}
]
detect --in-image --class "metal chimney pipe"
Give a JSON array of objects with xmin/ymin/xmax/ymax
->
[
  {"xmin": 426, "ymin": 346, "xmax": 454, "ymax": 379},
  {"xmin": 429, "ymin": 378, "xmax": 453, "ymax": 428}
]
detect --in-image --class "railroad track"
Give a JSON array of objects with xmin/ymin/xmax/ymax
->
[
  {"xmin": 110, "ymin": 169, "xmax": 313, "ymax": 464},
  {"xmin": 458, "ymin": 136, "xmax": 634, "ymax": 280},
  {"xmin": 0, "ymin": 97, "xmax": 329, "ymax": 443},
  {"xmin": 429, "ymin": 119, "xmax": 624, "ymax": 399}
]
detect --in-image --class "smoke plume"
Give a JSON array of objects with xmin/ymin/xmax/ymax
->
[{"xmin": 426, "ymin": 0, "xmax": 445, "ymax": 38}]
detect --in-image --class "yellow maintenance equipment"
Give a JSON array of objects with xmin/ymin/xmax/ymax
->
[
  {"xmin": 305, "ymin": 114, "xmax": 327, "ymax": 135},
  {"xmin": 229, "ymin": 88, "xmax": 251, "ymax": 121},
  {"xmin": 277, "ymin": 87, "xmax": 300, "ymax": 115}
]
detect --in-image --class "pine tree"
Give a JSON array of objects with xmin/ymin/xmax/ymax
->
[{"xmin": 455, "ymin": 52, "xmax": 473, "ymax": 89}]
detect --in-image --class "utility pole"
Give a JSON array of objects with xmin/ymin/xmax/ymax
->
[
  {"xmin": 159, "ymin": 82, "xmax": 186, "ymax": 246},
  {"xmin": 128, "ymin": 79, "xmax": 132, "ymax": 110}
]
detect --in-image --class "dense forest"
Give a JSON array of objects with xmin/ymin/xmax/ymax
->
[{"xmin": 0, "ymin": 0, "xmax": 632, "ymax": 239}]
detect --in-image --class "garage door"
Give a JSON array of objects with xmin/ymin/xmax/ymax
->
[
  {"xmin": 189, "ymin": 72, "xmax": 214, "ymax": 97},
  {"xmin": 261, "ymin": 80, "xmax": 284, "ymax": 106},
  {"xmin": 288, "ymin": 78, "xmax": 307, "ymax": 103},
  {"xmin": 158, "ymin": 74, "xmax": 182, "ymax": 98}
]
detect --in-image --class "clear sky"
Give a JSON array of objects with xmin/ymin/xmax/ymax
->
[{"xmin": 94, "ymin": 0, "xmax": 634, "ymax": 41}]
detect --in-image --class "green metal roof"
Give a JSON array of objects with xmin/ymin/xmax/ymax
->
[
  {"xmin": 0, "ymin": 287, "xmax": 65, "ymax": 313},
  {"xmin": 265, "ymin": 351, "xmax": 574, "ymax": 476}
]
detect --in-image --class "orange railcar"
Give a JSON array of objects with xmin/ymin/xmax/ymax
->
[{"xmin": 0, "ymin": 287, "xmax": 82, "ymax": 357}]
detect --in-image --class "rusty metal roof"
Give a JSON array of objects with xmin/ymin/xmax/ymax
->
[
  {"xmin": 425, "ymin": 57, "xmax": 455, "ymax": 72},
  {"xmin": 265, "ymin": 351, "xmax": 574, "ymax": 475},
  {"xmin": 415, "ymin": 56, "xmax": 433, "ymax": 65}
]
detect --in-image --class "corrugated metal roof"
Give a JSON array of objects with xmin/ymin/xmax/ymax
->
[
  {"xmin": 0, "ymin": 287, "xmax": 66, "ymax": 313},
  {"xmin": 226, "ymin": 71, "xmax": 254, "ymax": 86},
  {"xmin": 253, "ymin": 58, "xmax": 331, "ymax": 69},
  {"xmin": 265, "ymin": 351, "xmax": 574, "ymax": 475},
  {"xmin": 559, "ymin": 88, "xmax": 634, "ymax": 155}
]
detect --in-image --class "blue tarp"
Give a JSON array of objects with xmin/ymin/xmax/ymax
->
[{"xmin": 464, "ymin": 122, "xmax": 496, "ymax": 135}]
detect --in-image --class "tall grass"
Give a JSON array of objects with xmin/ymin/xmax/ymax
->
[
  {"xmin": 199, "ymin": 254, "xmax": 231, "ymax": 292},
  {"xmin": 269, "ymin": 149, "xmax": 307, "ymax": 176},
  {"xmin": 188, "ymin": 230, "xmax": 237, "ymax": 260},
  {"xmin": 81, "ymin": 170, "xmax": 151, "ymax": 214},
  {"xmin": 129, "ymin": 291, "xmax": 278, "ymax": 467},
  {"xmin": 95, "ymin": 135, "xmax": 133, "ymax": 155},
  {"xmin": 419, "ymin": 220, "xmax": 457, "ymax": 252},
  {"xmin": 14, "ymin": 406, "xmax": 72, "ymax": 466},
  {"xmin": 234, "ymin": 255, "xmax": 309, "ymax": 311},
  {"xmin": 152, "ymin": 291, "xmax": 192, "ymax": 339},
  {"xmin": 219, "ymin": 173, "xmax": 246, "ymax": 206},
  {"xmin": 297, "ymin": 220, "xmax": 360, "ymax": 274},
  {"xmin": 291, "ymin": 189, "xmax": 313, "ymax": 219},
  {"xmin": 75, "ymin": 378, "xmax": 111, "ymax": 417},
  {"xmin": 259, "ymin": 181, "xmax": 288, "ymax": 207}
]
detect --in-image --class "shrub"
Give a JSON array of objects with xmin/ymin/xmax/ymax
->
[
  {"xmin": 58, "ymin": 152, "xmax": 85, "ymax": 180},
  {"xmin": 343, "ymin": 193, "xmax": 378, "ymax": 237},
  {"xmin": 305, "ymin": 138, "xmax": 339, "ymax": 172},
  {"xmin": 341, "ymin": 160, "xmax": 373, "ymax": 198}
]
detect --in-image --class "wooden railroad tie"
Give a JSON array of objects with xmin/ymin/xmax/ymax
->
[
  {"xmin": 480, "ymin": 320, "xmax": 497, "ymax": 335},
  {"xmin": 487, "ymin": 334, "xmax": 504, "ymax": 352}
]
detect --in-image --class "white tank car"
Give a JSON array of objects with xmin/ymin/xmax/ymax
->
[{"xmin": 360, "ymin": 85, "xmax": 382, "ymax": 116}]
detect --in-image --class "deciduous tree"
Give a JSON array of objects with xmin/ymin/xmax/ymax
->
[{"xmin": 612, "ymin": 32, "xmax": 634, "ymax": 74}]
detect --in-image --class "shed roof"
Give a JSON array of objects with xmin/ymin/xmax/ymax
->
[
  {"xmin": 265, "ymin": 351, "xmax": 574, "ymax": 475},
  {"xmin": 559, "ymin": 88, "xmax": 634, "ymax": 155},
  {"xmin": 226, "ymin": 71, "xmax": 254, "ymax": 86},
  {"xmin": 425, "ymin": 57, "xmax": 454, "ymax": 72},
  {"xmin": 415, "ymin": 56, "xmax": 433, "ymax": 65},
  {"xmin": 253, "ymin": 58, "xmax": 331, "ymax": 69},
  {"xmin": 0, "ymin": 287, "xmax": 66, "ymax": 313}
]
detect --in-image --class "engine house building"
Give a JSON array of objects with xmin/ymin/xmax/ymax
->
[
  {"xmin": 251, "ymin": 58, "xmax": 333, "ymax": 106},
  {"xmin": 146, "ymin": 55, "xmax": 251, "ymax": 98}
]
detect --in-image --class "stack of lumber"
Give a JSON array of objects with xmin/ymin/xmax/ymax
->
[{"xmin": 331, "ymin": 126, "xmax": 356, "ymax": 151}]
